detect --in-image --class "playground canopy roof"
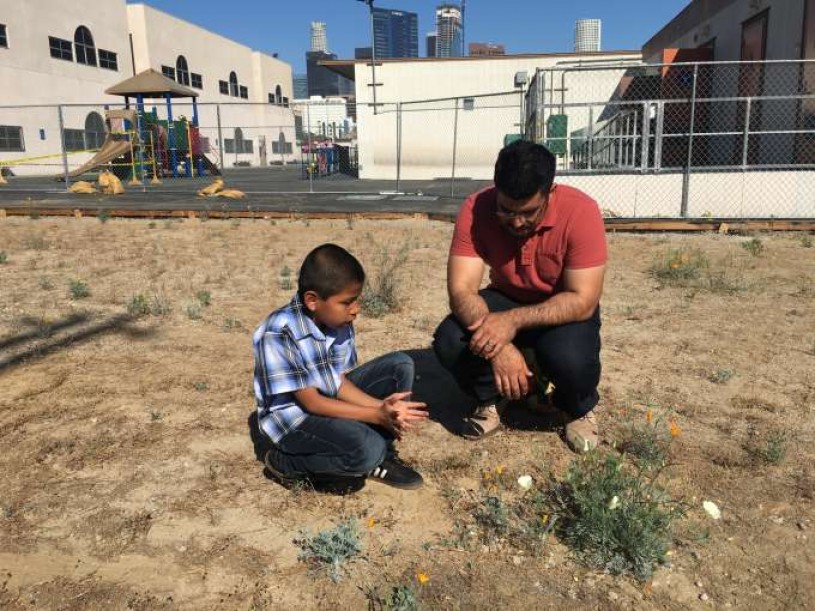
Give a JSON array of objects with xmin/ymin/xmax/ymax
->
[{"xmin": 105, "ymin": 69, "xmax": 199, "ymax": 99}]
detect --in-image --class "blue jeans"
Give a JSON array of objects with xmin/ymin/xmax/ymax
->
[
  {"xmin": 433, "ymin": 289, "xmax": 602, "ymax": 418},
  {"xmin": 269, "ymin": 352, "xmax": 414, "ymax": 477}
]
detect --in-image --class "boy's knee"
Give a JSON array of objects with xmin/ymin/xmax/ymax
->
[
  {"xmin": 391, "ymin": 352, "xmax": 415, "ymax": 382},
  {"xmin": 433, "ymin": 315, "xmax": 467, "ymax": 367},
  {"xmin": 346, "ymin": 433, "xmax": 387, "ymax": 474}
]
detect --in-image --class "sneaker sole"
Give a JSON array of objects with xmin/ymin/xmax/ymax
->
[{"xmin": 367, "ymin": 476, "xmax": 424, "ymax": 490}]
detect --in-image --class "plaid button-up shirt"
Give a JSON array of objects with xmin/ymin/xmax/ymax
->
[{"xmin": 252, "ymin": 294, "xmax": 357, "ymax": 443}]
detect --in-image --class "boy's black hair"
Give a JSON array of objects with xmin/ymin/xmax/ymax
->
[
  {"xmin": 298, "ymin": 243, "xmax": 365, "ymax": 300},
  {"xmin": 493, "ymin": 140, "xmax": 556, "ymax": 200}
]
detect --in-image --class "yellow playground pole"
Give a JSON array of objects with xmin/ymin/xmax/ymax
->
[
  {"xmin": 149, "ymin": 132, "xmax": 162, "ymax": 185},
  {"xmin": 128, "ymin": 131, "xmax": 140, "ymax": 186}
]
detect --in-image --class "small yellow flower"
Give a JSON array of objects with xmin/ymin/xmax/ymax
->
[
  {"xmin": 482, "ymin": 471, "xmax": 492, "ymax": 480},
  {"xmin": 417, "ymin": 572, "xmax": 430, "ymax": 585},
  {"xmin": 669, "ymin": 420, "xmax": 682, "ymax": 437},
  {"xmin": 367, "ymin": 517, "xmax": 377, "ymax": 528},
  {"xmin": 495, "ymin": 465, "xmax": 505, "ymax": 475},
  {"xmin": 540, "ymin": 513, "xmax": 549, "ymax": 524},
  {"xmin": 646, "ymin": 409, "xmax": 653, "ymax": 424}
]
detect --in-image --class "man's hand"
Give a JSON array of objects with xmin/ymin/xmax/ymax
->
[
  {"xmin": 468, "ymin": 311, "xmax": 518, "ymax": 359},
  {"xmin": 379, "ymin": 392, "xmax": 429, "ymax": 438},
  {"xmin": 490, "ymin": 345, "xmax": 533, "ymax": 400}
]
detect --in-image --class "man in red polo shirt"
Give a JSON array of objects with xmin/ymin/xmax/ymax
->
[{"xmin": 433, "ymin": 140, "xmax": 606, "ymax": 453}]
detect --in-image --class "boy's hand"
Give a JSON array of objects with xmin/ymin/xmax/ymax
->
[{"xmin": 379, "ymin": 392, "xmax": 428, "ymax": 438}]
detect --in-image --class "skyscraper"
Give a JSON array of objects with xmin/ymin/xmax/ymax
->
[
  {"xmin": 306, "ymin": 51, "xmax": 354, "ymax": 98},
  {"xmin": 372, "ymin": 7, "xmax": 419, "ymax": 58},
  {"xmin": 426, "ymin": 32, "xmax": 437, "ymax": 58},
  {"xmin": 310, "ymin": 22, "xmax": 328, "ymax": 53},
  {"xmin": 435, "ymin": 4, "xmax": 463, "ymax": 58},
  {"xmin": 574, "ymin": 19, "xmax": 601, "ymax": 52},
  {"xmin": 293, "ymin": 74, "xmax": 308, "ymax": 99}
]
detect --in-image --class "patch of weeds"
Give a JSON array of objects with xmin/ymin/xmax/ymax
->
[
  {"xmin": 346, "ymin": 216, "xmax": 355, "ymax": 230},
  {"xmin": 127, "ymin": 294, "xmax": 150, "ymax": 317},
  {"xmin": 800, "ymin": 235, "xmax": 813, "ymax": 248},
  {"xmin": 195, "ymin": 290, "xmax": 211, "ymax": 307},
  {"xmin": 69, "ymin": 279, "xmax": 90, "ymax": 300},
  {"xmin": 708, "ymin": 368, "xmax": 735, "ymax": 385},
  {"xmin": 148, "ymin": 221, "xmax": 156, "ymax": 229},
  {"xmin": 39, "ymin": 276, "xmax": 54, "ymax": 290},
  {"xmin": 149, "ymin": 409, "xmax": 163, "ymax": 422},
  {"xmin": 746, "ymin": 429, "xmax": 787, "ymax": 465},
  {"xmin": 550, "ymin": 452, "xmax": 685, "ymax": 581},
  {"xmin": 650, "ymin": 247, "xmax": 708, "ymax": 287},
  {"xmin": 473, "ymin": 496, "xmax": 510, "ymax": 541},
  {"xmin": 231, "ymin": 219, "xmax": 241, "ymax": 229},
  {"xmin": 0, "ymin": 251, "xmax": 7, "ymax": 264},
  {"xmin": 149, "ymin": 294, "xmax": 172, "ymax": 316},
  {"xmin": 279, "ymin": 265, "xmax": 293, "ymax": 291},
  {"xmin": 184, "ymin": 301, "xmax": 203, "ymax": 320},
  {"xmin": 223, "ymin": 316, "xmax": 243, "ymax": 331},
  {"xmin": 24, "ymin": 235, "xmax": 49, "ymax": 251},
  {"xmin": 28, "ymin": 209, "xmax": 40, "ymax": 220},
  {"xmin": 616, "ymin": 405, "xmax": 680, "ymax": 470},
  {"xmin": 295, "ymin": 518, "xmax": 361, "ymax": 582},
  {"xmin": 795, "ymin": 276, "xmax": 814, "ymax": 298},
  {"xmin": 363, "ymin": 583, "xmax": 420, "ymax": 611},
  {"xmin": 97, "ymin": 209, "xmax": 110, "ymax": 224},
  {"xmin": 193, "ymin": 381, "xmax": 208, "ymax": 392},
  {"xmin": 741, "ymin": 237, "xmax": 764, "ymax": 256},
  {"xmin": 361, "ymin": 242, "xmax": 411, "ymax": 318},
  {"xmin": 199, "ymin": 209, "xmax": 209, "ymax": 222}
]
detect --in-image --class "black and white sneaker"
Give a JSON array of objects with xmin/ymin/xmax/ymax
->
[{"xmin": 368, "ymin": 455, "xmax": 424, "ymax": 490}]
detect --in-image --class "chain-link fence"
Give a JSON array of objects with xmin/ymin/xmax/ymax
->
[
  {"xmin": 526, "ymin": 59, "xmax": 815, "ymax": 218},
  {"xmin": 1, "ymin": 59, "xmax": 813, "ymax": 218}
]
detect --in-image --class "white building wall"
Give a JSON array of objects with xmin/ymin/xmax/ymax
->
[
  {"xmin": 0, "ymin": 0, "xmax": 297, "ymax": 175},
  {"xmin": 351, "ymin": 52, "xmax": 642, "ymax": 179}
]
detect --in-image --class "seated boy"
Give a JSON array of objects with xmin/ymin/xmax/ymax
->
[{"xmin": 253, "ymin": 243, "xmax": 428, "ymax": 490}]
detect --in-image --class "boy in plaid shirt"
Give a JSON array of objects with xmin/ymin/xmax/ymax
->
[{"xmin": 253, "ymin": 243, "xmax": 427, "ymax": 489}]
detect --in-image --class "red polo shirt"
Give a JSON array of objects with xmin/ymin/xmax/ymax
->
[{"xmin": 450, "ymin": 184, "xmax": 607, "ymax": 304}]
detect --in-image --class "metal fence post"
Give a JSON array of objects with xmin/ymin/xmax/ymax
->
[
  {"xmin": 57, "ymin": 105, "xmax": 70, "ymax": 190},
  {"xmin": 680, "ymin": 63, "xmax": 699, "ymax": 218},
  {"xmin": 586, "ymin": 105, "xmax": 594, "ymax": 171},
  {"xmin": 307, "ymin": 102, "xmax": 313, "ymax": 193},
  {"xmin": 640, "ymin": 102, "xmax": 651, "ymax": 172},
  {"xmin": 741, "ymin": 97, "xmax": 752, "ymax": 168},
  {"xmin": 216, "ymin": 104, "xmax": 225, "ymax": 174},
  {"xmin": 450, "ymin": 97, "xmax": 459, "ymax": 198},
  {"xmin": 396, "ymin": 102, "xmax": 402, "ymax": 193}
]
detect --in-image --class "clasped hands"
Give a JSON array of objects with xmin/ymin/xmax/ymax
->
[
  {"xmin": 468, "ymin": 312, "xmax": 532, "ymax": 400},
  {"xmin": 379, "ymin": 391, "xmax": 428, "ymax": 438}
]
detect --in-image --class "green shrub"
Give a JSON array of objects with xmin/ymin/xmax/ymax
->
[
  {"xmin": 295, "ymin": 519, "xmax": 361, "ymax": 582},
  {"xmin": 127, "ymin": 294, "xmax": 150, "ymax": 317},
  {"xmin": 650, "ymin": 247, "xmax": 708, "ymax": 286},
  {"xmin": 0, "ymin": 251, "xmax": 7, "ymax": 264},
  {"xmin": 69, "ymin": 279, "xmax": 90, "ymax": 300},
  {"xmin": 550, "ymin": 453, "xmax": 684, "ymax": 581},
  {"xmin": 97, "ymin": 209, "xmax": 110, "ymax": 224},
  {"xmin": 741, "ymin": 237, "xmax": 764, "ymax": 256},
  {"xmin": 361, "ymin": 243, "xmax": 410, "ymax": 318},
  {"xmin": 195, "ymin": 290, "xmax": 211, "ymax": 307}
]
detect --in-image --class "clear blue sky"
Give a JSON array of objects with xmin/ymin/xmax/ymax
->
[{"xmin": 130, "ymin": 0, "xmax": 690, "ymax": 73}]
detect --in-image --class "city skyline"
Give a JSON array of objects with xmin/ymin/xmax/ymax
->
[{"xmin": 126, "ymin": 0, "xmax": 690, "ymax": 72}]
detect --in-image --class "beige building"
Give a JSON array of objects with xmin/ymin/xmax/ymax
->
[{"xmin": 0, "ymin": 0, "xmax": 296, "ymax": 175}]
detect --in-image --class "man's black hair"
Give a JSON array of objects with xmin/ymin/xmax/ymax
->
[
  {"xmin": 298, "ymin": 243, "xmax": 365, "ymax": 300},
  {"xmin": 493, "ymin": 140, "xmax": 556, "ymax": 200}
]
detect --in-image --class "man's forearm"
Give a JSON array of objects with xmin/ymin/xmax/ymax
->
[
  {"xmin": 450, "ymin": 290, "xmax": 490, "ymax": 328},
  {"xmin": 509, "ymin": 291, "xmax": 596, "ymax": 329}
]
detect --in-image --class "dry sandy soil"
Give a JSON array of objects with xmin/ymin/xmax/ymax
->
[{"xmin": 0, "ymin": 214, "xmax": 813, "ymax": 610}]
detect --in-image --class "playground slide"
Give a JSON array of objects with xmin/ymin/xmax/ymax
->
[{"xmin": 65, "ymin": 139, "xmax": 132, "ymax": 178}]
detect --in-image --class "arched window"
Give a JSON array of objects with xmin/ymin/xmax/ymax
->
[
  {"xmin": 234, "ymin": 127, "xmax": 243, "ymax": 153},
  {"xmin": 74, "ymin": 26, "xmax": 97, "ymax": 66},
  {"xmin": 229, "ymin": 71, "xmax": 239, "ymax": 97},
  {"xmin": 84, "ymin": 111, "xmax": 105, "ymax": 150},
  {"xmin": 176, "ymin": 55, "xmax": 190, "ymax": 86},
  {"xmin": 275, "ymin": 85, "xmax": 282, "ymax": 104}
]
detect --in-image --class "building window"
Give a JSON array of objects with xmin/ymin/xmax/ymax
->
[
  {"xmin": 463, "ymin": 97, "xmax": 475, "ymax": 111},
  {"xmin": 99, "ymin": 49, "xmax": 118, "ymax": 71},
  {"xmin": 85, "ymin": 112, "xmax": 106, "ymax": 149},
  {"xmin": 74, "ymin": 26, "xmax": 97, "ymax": 66},
  {"xmin": 0, "ymin": 24, "xmax": 8, "ymax": 49},
  {"xmin": 282, "ymin": 96, "xmax": 289, "ymax": 107},
  {"xmin": 219, "ymin": 80, "xmax": 229, "ymax": 95},
  {"xmin": 176, "ymin": 55, "xmax": 190, "ymax": 86},
  {"xmin": 268, "ymin": 93, "xmax": 274, "ymax": 104},
  {"xmin": 239, "ymin": 85, "xmax": 248, "ymax": 99},
  {"xmin": 275, "ymin": 85, "xmax": 282, "ymax": 104},
  {"xmin": 161, "ymin": 65, "xmax": 175, "ymax": 80},
  {"xmin": 63, "ymin": 128, "xmax": 85, "ymax": 152},
  {"xmin": 229, "ymin": 71, "xmax": 239, "ymax": 97},
  {"xmin": 49, "ymin": 36, "xmax": 73, "ymax": 61},
  {"xmin": 272, "ymin": 132, "xmax": 292, "ymax": 155},
  {"xmin": 0, "ymin": 125, "xmax": 24, "ymax": 152},
  {"xmin": 191, "ymin": 73, "xmax": 203, "ymax": 89}
]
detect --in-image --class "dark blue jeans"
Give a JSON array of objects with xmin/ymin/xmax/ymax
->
[
  {"xmin": 270, "ymin": 352, "xmax": 415, "ymax": 477},
  {"xmin": 433, "ymin": 289, "xmax": 601, "ymax": 418}
]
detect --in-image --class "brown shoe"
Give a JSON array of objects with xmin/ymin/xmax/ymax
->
[
  {"xmin": 462, "ymin": 403, "xmax": 502, "ymax": 440},
  {"xmin": 564, "ymin": 411, "xmax": 599, "ymax": 454}
]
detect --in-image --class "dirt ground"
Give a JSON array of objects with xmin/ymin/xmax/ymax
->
[{"xmin": 0, "ymin": 214, "xmax": 813, "ymax": 610}]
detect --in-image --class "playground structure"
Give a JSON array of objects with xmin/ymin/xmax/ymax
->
[
  {"xmin": 300, "ymin": 142, "xmax": 358, "ymax": 179},
  {"xmin": 62, "ymin": 69, "xmax": 220, "ymax": 182}
]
